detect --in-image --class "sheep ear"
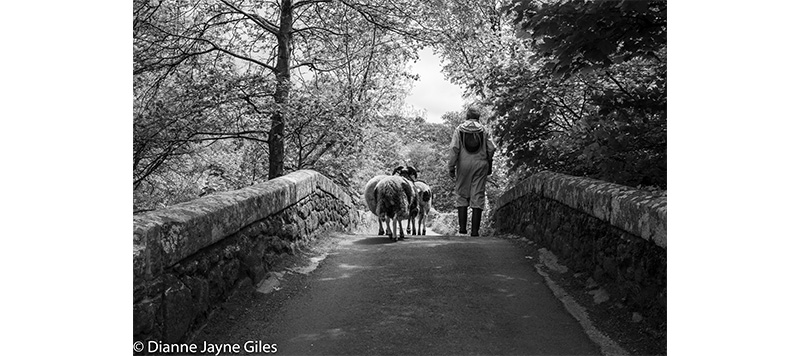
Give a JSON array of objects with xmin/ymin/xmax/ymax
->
[{"xmin": 392, "ymin": 166, "xmax": 403, "ymax": 175}]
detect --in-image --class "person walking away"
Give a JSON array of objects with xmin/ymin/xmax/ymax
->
[{"xmin": 447, "ymin": 107, "xmax": 496, "ymax": 236}]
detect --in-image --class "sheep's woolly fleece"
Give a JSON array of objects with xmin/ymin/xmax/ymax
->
[{"xmin": 375, "ymin": 176, "xmax": 414, "ymax": 220}]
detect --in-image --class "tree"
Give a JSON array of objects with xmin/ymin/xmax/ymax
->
[
  {"xmin": 133, "ymin": 0, "xmax": 667, "ymax": 214},
  {"xmin": 133, "ymin": 60, "xmax": 274, "ymax": 191},
  {"xmin": 134, "ymin": 0, "xmax": 443, "ymax": 211},
  {"xmin": 424, "ymin": 0, "xmax": 667, "ymax": 189},
  {"xmin": 505, "ymin": 0, "xmax": 667, "ymax": 79},
  {"xmin": 418, "ymin": 0, "xmax": 520, "ymax": 99},
  {"xmin": 134, "ymin": 0, "xmax": 433, "ymax": 182},
  {"xmin": 496, "ymin": 0, "xmax": 667, "ymax": 188}
]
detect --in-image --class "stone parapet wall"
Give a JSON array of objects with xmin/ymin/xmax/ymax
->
[
  {"xmin": 495, "ymin": 171, "xmax": 666, "ymax": 319},
  {"xmin": 497, "ymin": 171, "xmax": 666, "ymax": 248},
  {"xmin": 133, "ymin": 170, "xmax": 358, "ymax": 343}
]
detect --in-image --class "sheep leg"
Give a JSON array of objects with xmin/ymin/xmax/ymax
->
[
  {"xmin": 390, "ymin": 217, "xmax": 398, "ymax": 241},
  {"xmin": 385, "ymin": 216, "xmax": 393, "ymax": 240},
  {"xmin": 406, "ymin": 218, "xmax": 411, "ymax": 234},
  {"xmin": 398, "ymin": 218, "xmax": 405, "ymax": 240},
  {"xmin": 419, "ymin": 213, "xmax": 426, "ymax": 235},
  {"xmin": 377, "ymin": 215, "xmax": 385, "ymax": 236}
]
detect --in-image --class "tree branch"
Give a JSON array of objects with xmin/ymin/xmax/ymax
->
[
  {"xmin": 292, "ymin": 0, "xmax": 333, "ymax": 9},
  {"xmin": 193, "ymin": 130, "xmax": 270, "ymax": 136},
  {"xmin": 339, "ymin": 0, "xmax": 431, "ymax": 43},
  {"xmin": 290, "ymin": 58, "xmax": 350, "ymax": 72},
  {"xmin": 219, "ymin": 0, "xmax": 280, "ymax": 36},
  {"xmin": 178, "ymin": 131, "xmax": 272, "ymax": 144},
  {"xmin": 605, "ymin": 72, "xmax": 635, "ymax": 100},
  {"xmin": 211, "ymin": 45, "xmax": 278, "ymax": 72},
  {"xmin": 290, "ymin": 25, "xmax": 348, "ymax": 37}
]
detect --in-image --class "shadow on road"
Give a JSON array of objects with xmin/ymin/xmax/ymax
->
[
  {"xmin": 351, "ymin": 234, "xmax": 460, "ymax": 246},
  {"xmin": 351, "ymin": 236, "xmax": 396, "ymax": 245}
]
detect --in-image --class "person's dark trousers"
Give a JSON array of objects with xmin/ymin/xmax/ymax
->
[
  {"xmin": 457, "ymin": 207, "xmax": 468, "ymax": 234},
  {"xmin": 471, "ymin": 208, "xmax": 482, "ymax": 237}
]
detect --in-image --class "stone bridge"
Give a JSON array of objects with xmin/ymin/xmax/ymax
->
[
  {"xmin": 494, "ymin": 171, "xmax": 667, "ymax": 322},
  {"xmin": 133, "ymin": 171, "xmax": 361, "ymax": 342},
  {"xmin": 133, "ymin": 170, "xmax": 666, "ymax": 355}
]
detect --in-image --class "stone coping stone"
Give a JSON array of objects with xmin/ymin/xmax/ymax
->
[
  {"xmin": 133, "ymin": 170, "xmax": 351, "ymax": 281},
  {"xmin": 498, "ymin": 171, "xmax": 666, "ymax": 248}
]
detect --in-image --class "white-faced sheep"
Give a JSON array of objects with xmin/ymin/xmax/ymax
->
[
  {"xmin": 375, "ymin": 175, "xmax": 416, "ymax": 241},
  {"xmin": 364, "ymin": 174, "xmax": 389, "ymax": 235},
  {"xmin": 413, "ymin": 180, "xmax": 432, "ymax": 235}
]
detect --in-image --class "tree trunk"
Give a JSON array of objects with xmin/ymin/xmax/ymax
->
[{"xmin": 268, "ymin": 0, "xmax": 293, "ymax": 179}]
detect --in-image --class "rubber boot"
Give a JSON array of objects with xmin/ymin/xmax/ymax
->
[
  {"xmin": 471, "ymin": 208, "xmax": 482, "ymax": 237},
  {"xmin": 457, "ymin": 207, "xmax": 468, "ymax": 234}
]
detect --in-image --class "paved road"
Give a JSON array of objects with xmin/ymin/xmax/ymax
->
[{"xmin": 197, "ymin": 233, "xmax": 602, "ymax": 355}]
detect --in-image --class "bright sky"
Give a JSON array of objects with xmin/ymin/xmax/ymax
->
[{"xmin": 405, "ymin": 47, "xmax": 466, "ymax": 123}]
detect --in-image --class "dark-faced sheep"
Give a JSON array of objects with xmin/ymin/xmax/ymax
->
[
  {"xmin": 392, "ymin": 165, "xmax": 418, "ymax": 182},
  {"xmin": 392, "ymin": 165, "xmax": 423, "ymax": 235},
  {"xmin": 364, "ymin": 174, "xmax": 389, "ymax": 235},
  {"xmin": 413, "ymin": 180, "xmax": 432, "ymax": 235},
  {"xmin": 375, "ymin": 175, "xmax": 416, "ymax": 241}
]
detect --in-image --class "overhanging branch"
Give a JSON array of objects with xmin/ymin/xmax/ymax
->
[
  {"xmin": 292, "ymin": 0, "xmax": 333, "ymax": 10},
  {"xmin": 290, "ymin": 25, "xmax": 348, "ymax": 37},
  {"xmin": 211, "ymin": 45, "xmax": 278, "ymax": 72},
  {"xmin": 220, "ymin": 0, "xmax": 280, "ymax": 36}
]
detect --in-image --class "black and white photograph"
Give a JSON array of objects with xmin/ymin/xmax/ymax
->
[
  {"xmin": 10, "ymin": 1, "xmax": 800, "ymax": 355},
  {"xmin": 131, "ymin": 0, "xmax": 666, "ymax": 354}
]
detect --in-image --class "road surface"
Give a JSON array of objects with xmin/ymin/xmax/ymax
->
[{"xmin": 195, "ymin": 233, "xmax": 605, "ymax": 355}]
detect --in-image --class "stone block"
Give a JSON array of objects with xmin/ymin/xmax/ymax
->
[
  {"xmin": 308, "ymin": 213, "xmax": 319, "ymax": 231},
  {"xmin": 134, "ymin": 281, "xmax": 147, "ymax": 303},
  {"xmin": 161, "ymin": 277, "xmax": 194, "ymax": 343},
  {"xmin": 138, "ymin": 276, "xmax": 166, "ymax": 301},
  {"xmin": 207, "ymin": 267, "xmax": 225, "ymax": 302},
  {"xmin": 133, "ymin": 298, "xmax": 156, "ymax": 337},
  {"xmin": 221, "ymin": 259, "xmax": 240, "ymax": 289},
  {"xmin": 133, "ymin": 244, "xmax": 148, "ymax": 281},
  {"xmin": 182, "ymin": 276, "xmax": 209, "ymax": 315},
  {"xmin": 241, "ymin": 249, "xmax": 267, "ymax": 284},
  {"xmin": 278, "ymin": 224, "xmax": 298, "ymax": 240}
]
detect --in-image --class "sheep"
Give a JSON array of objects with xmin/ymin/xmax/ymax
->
[
  {"xmin": 374, "ymin": 175, "xmax": 416, "ymax": 241},
  {"xmin": 364, "ymin": 174, "xmax": 389, "ymax": 235},
  {"xmin": 392, "ymin": 165, "xmax": 423, "ymax": 235},
  {"xmin": 392, "ymin": 165, "xmax": 418, "ymax": 182},
  {"xmin": 413, "ymin": 180, "xmax": 432, "ymax": 235}
]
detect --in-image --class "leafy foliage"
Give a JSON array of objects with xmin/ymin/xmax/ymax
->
[
  {"xmin": 133, "ymin": 57, "xmax": 274, "ymax": 202},
  {"xmin": 430, "ymin": 0, "xmax": 667, "ymax": 189},
  {"xmin": 133, "ymin": 0, "xmax": 430, "ymax": 211},
  {"xmin": 505, "ymin": 0, "xmax": 666, "ymax": 79},
  {"xmin": 133, "ymin": 0, "xmax": 667, "ymax": 214}
]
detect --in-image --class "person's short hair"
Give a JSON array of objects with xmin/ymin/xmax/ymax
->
[{"xmin": 466, "ymin": 107, "xmax": 480, "ymax": 121}]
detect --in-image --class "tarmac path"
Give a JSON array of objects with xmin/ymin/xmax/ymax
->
[{"xmin": 195, "ymin": 233, "xmax": 604, "ymax": 355}]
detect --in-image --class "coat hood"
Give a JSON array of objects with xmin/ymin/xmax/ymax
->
[{"xmin": 457, "ymin": 120, "xmax": 485, "ymax": 133}]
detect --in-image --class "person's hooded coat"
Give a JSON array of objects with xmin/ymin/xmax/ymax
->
[{"xmin": 447, "ymin": 119, "xmax": 496, "ymax": 208}]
